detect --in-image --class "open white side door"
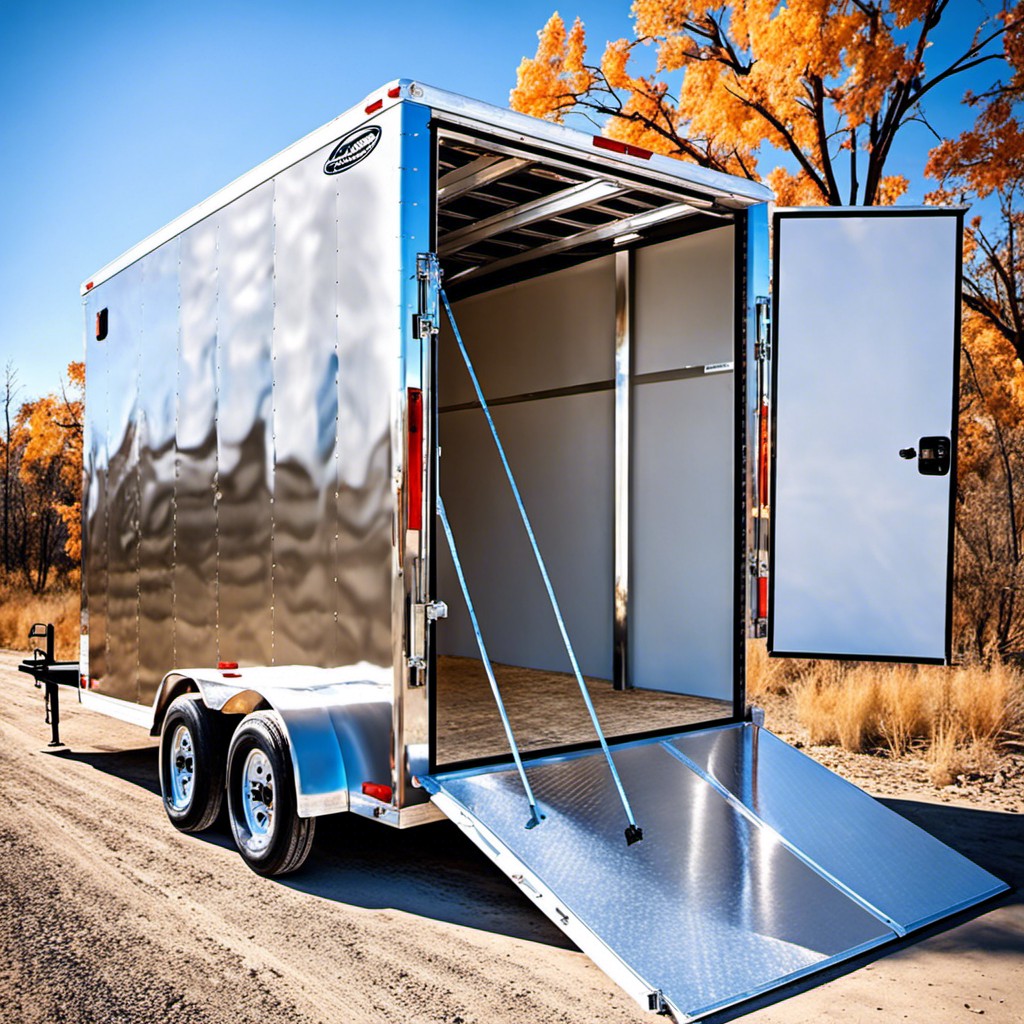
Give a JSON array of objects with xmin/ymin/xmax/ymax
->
[{"xmin": 769, "ymin": 208, "xmax": 962, "ymax": 662}]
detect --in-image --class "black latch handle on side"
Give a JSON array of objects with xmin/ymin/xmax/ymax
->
[{"xmin": 899, "ymin": 436, "xmax": 951, "ymax": 476}]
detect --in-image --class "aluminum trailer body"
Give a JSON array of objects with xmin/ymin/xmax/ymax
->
[{"xmin": 55, "ymin": 79, "xmax": 1005, "ymax": 1020}]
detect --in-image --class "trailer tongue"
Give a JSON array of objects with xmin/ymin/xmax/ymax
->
[{"xmin": 424, "ymin": 724, "xmax": 1004, "ymax": 1021}]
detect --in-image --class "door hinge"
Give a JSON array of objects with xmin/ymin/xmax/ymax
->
[
  {"xmin": 413, "ymin": 313, "xmax": 437, "ymax": 339},
  {"xmin": 415, "ymin": 252, "xmax": 441, "ymax": 343},
  {"xmin": 408, "ymin": 600, "xmax": 448, "ymax": 675}
]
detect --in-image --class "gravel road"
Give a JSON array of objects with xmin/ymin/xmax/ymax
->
[{"xmin": 1, "ymin": 651, "xmax": 1021, "ymax": 1024}]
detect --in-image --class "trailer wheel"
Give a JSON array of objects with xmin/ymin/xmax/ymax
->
[
  {"xmin": 226, "ymin": 711, "xmax": 315, "ymax": 877},
  {"xmin": 159, "ymin": 694, "xmax": 226, "ymax": 833}
]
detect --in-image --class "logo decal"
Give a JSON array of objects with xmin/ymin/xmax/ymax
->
[{"xmin": 324, "ymin": 126, "xmax": 382, "ymax": 174}]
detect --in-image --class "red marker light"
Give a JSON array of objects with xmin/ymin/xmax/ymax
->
[
  {"xmin": 758, "ymin": 402, "xmax": 770, "ymax": 509},
  {"xmin": 362, "ymin": 782, "xmax": 392, "ymax": 803},
  {"xmin": 222, "ymin": 672, "xmax": 242, "ymax": 679},
  {"xmin": 80, "ymin": 674, "xmax": 88, "ymax": 689},
  {"xmin": 85, "ymin": 282, "xmax": 94, "ymax": 290},
  {"xmin": 365, "ymin": 98, "xmax": 383, "ymax": 115},
  {"xmin": 218, "ymin": 660, "xmax": 238, "ymax": 670},
  {"xmin": 387, "ymin": 86, "xmax": 401, "ymax": 98},
  {"xmin": 593, "ymin": 136, "xmax": 653, "ymax": 160}
]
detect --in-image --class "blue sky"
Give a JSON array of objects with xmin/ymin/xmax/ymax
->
[{"xmin": 0, "ymin": 0, "xmax": 1007, "ymax": 402}]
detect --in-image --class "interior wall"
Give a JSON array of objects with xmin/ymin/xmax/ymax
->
[
  {"xmin": 436, "ymin": 225, "xmax": 737, "ymax": 703},
  {"xmin": 437, "ymin": 256, "xmax": 616, "ymax": 679},
  {"xmin": 631, "ymin": 227, "xmax": 736, "ymax": 699}
]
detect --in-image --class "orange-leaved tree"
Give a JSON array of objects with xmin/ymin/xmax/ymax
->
[
  {"xmin": 511, "ymin": 3, "xmax": 1018, "ymax": 206},
  {"xmin": 954, "ymin": 316, "xmax": 1024, "ymax": 655},
  {"xmin": 925, "ymin": 13, "xmax": 1024, "ymax": 654},
  {"xmin": 17, "ymin": 362, "xmax": 84, "ymax": 590},
  {"xmin": 927, "ymin": 7, "xmax": 1024, "ymax": 360}
]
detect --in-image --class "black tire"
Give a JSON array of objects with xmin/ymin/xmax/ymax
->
[
  {"xmin": 159, "ymin": 694, "xmax": 226, "ymax": 833},
  {"xmin": 226, "ymin": 710, "xmax": 315, "ymax": 877}
]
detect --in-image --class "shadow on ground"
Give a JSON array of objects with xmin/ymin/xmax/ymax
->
[
  {"xmin": 46, "ymin": 745, "xmax": 162, "ymax": 797},
  {"xmin": 42, "ymin": 743, "xmax": 570, "ymax": 947},
  {"xmin": 285, "ymin": 813, "xmax": 572, "ymax": 947}
]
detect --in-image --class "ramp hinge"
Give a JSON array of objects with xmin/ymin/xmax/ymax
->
[{"xmin": 647, "ymin": 990, "xmax": 666, "ymax": 1013}]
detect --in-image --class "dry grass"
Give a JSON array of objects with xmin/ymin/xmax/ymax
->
[
  {"xmin": 0, "ymin": 579, "xmax": 79, "ymax": 660},
  {"xmin": 787, "ymin": 648, "xmax": 1024, "ymax": 785},
  {"xmin": 927, "ymin": 720, "xmax": 966, "ymax": 787},
  {"xmin": 745, "ymin": 639, "xmax": 814, "ymax": 699},
  {"xmin": 877, "ymin": 665, "xmax": 931, "ymax": 758}
]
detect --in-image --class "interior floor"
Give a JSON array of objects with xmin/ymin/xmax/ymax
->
[{"xmin": 434, "ymin": 656, "xmax": 732, "ymax": 766}]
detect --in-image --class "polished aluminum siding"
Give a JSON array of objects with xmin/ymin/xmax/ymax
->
[
  {"xmin": 105, "ymin": 262, "xmax": 143, "ymax": 702},
  {"xmin": 426, "ymin": 723, "xmax": 1005, "ymax": 1020},
  {"xmin": 216, "ymin": 182, "xmax": 275, "ymax": 668},
  {"xmin": 273, "ymin": 151, "xmax": 341, "ymax": 667},
  {"xmin": 83, "ymin": 288, "xmax": 109, "ymax": 685},
  {"xmin": 137, "ymin": 239, "xmax": 180, "ymax": 695},
  {"xmin": 82, "ymin": 104, "xmax": 407, "ymax": 715},
  {"xmin": 175, "ymin": 216, "xmax": 220, "ymax": 674}
]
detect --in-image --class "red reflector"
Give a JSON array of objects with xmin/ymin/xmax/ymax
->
[
  {"xmin": 218, "ymin": 660, "xmax": 238, "ymax": 670},
  {"xmin": 757, "ymin": 576, "xmax": 769, "ymax": 620},
  {"xmin": 222, "ymin": 672, "xmax": 242, "ymax": 678},
  {"xmin": 758, "ymin": 402, "xmax": 770, "ymax": 508},
  {"xmin": 387, "ymin": 86, "xmax": 401, "ymax": 98},
  {"xmin": 593, "ymin": 136, "xmax": 653, "ymax": 160},
  {"xmin": 407, "ymin": 388, "xmax": 423, "ymax": 531},
  {"xmin": 80, "ymin": 674, "xmax": 87, "ymax": 689},
  {"xmin": 365, "ymin": 98, "xmax": 383, "ymax": 114},
  {"xmin": 85, "ymin": 282, "xmax": 94, "ymax": 290},
  {"xmin": 362, "ymin": 782, "xmax": 392, "ymax": 803}
]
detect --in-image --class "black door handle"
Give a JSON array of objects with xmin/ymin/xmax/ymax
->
[{"xmin": 900, "ymin": 436, "xmax": 950, "ymax": 476}]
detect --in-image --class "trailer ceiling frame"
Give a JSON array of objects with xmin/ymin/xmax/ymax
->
[{"xmin": 434, "ymin": 126, "xmax": 736, "ymax": 289}]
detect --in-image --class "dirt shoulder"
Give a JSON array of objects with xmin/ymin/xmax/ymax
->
[{"xmin": 0, "ymin": 651, "xmax": 1021, "ymax": 1024}]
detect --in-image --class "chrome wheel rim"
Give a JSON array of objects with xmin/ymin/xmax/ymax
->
[
  {"xmin": 169, "ymin": 724, "xmax": 195, "ymax": 810},
  {"xmin": 241, "ymin": 748, "xmax": 275, "ymax": 852}
]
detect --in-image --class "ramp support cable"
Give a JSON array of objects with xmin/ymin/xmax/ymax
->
[
  {"xmin": 437, "ymin": 495, "xmax": 544, "ymax": 830},
  {"xmin": 440, "ymin": 289, "xmax": 642, "ymax": 844}
]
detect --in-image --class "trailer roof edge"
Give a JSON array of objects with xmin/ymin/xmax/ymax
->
[{"xmin": 82, "ymin": 78, "xmax": 773, "ymax": 295}]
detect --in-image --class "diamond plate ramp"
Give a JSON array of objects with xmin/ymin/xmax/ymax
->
[
  {"xmin": 425, "ymin": 736, "xmax": 899, "ymax": 1020},
  {"xmin": 667, "ymin": 725, "xmax": 1007, "ymax": 934}
]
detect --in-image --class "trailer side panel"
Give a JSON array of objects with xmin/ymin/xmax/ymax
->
[{"xmin": 82, "ymin": 104, "xmax": 406, "ymax": 708}]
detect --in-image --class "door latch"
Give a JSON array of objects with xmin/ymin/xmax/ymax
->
[{"xmin": 899, "ymin": 435, "xmax": 951, "ymax": 476}]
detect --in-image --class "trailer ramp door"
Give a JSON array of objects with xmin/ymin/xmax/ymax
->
[{"xmin": 423, "ymin": 724, "xmax": 1004, "ymax": 1021}]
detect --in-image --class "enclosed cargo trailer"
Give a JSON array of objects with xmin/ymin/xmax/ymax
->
[{"xmin": 18, "ymin": 80, "xmax": 1005, "ymax": 1021}]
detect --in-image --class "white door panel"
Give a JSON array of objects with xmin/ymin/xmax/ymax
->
[{"xmin": 770, "ymin": 210, "xmax": 961, "ymax": 662}]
